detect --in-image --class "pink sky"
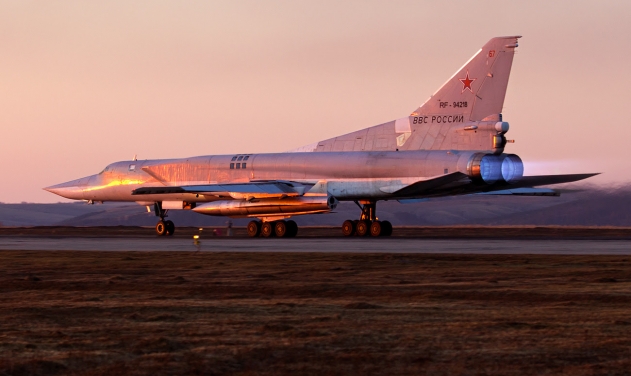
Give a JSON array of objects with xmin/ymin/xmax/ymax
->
[{"xmin": 1, "ymin": 1, "xmax": 630, "ymax": 203}]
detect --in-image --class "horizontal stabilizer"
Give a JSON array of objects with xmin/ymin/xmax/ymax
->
[
  {"xmin": 397, "ymin": 198, "xmax": 430, "ymax": 204},
  {"xmin": 476, "ymin": 188, "xmax": 559, "ymax": 196},
  {"xmin": 393, "ymin": 172, "xmax": 469, "ymax": 197},
  {"xmin": 504, "ymin": 173, "xmax": 599, "ymax": 189}
]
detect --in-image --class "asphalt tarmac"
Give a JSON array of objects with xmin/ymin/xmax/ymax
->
[{"xmin": 1, "ymin": 237, "xmax": 630, "ymax": 254}]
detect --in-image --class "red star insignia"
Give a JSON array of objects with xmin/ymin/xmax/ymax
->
[{"xmin": 459, "ymin": 71, "xmax": 476, "ymax": 93}]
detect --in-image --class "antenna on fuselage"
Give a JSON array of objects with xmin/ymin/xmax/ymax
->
[{"xmin": 133, "ymin": 154, "xmax": 137, "ymax": 161}]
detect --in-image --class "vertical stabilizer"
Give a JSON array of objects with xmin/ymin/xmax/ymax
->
[
  {"xmin": 292, "ymin": 36, "xmax": 522, "ymax": 153},
  {"xmin": 412, "ymin": 36, "xmax": 521, "ymax": 121}
]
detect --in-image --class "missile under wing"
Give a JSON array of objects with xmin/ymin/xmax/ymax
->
[{"xmin": 44, "ymin": 36, "xmax": 598, "ymax": 238}]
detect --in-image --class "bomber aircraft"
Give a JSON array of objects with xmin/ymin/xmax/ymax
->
[{"xmin": 45, "ymin": 36, "xmax": 597, "ymax": 237}]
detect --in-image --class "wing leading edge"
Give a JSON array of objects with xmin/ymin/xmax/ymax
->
[{"xmin": 132, "ymin": 182, "xmax": 300, "ymax": 196}]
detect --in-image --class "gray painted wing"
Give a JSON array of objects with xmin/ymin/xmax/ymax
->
[
  {"xmin": 132, "ymin": 182, "xmax": 298, "ymax": 196},
  {"xmin": 393, "ymin": 172, "xmax": 470, "ymax": 197}
]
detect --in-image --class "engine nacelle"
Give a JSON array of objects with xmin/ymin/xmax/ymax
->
[
  {"xmin": 192, "ymin": 196, "xmax": 337, "ymax": 217},
  {"xmin": 500, "ymin": 154, "xmax": 524, "ymax": 183},
  {"xmin": 467, "ymin": 153, "xmax": 523, "ymax": 184}
]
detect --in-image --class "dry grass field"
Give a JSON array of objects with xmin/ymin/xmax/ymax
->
[{"xmin": 1, "ymin": 250, "xmax": 631, "ymax": 375}]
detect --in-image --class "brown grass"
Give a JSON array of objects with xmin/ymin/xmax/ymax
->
[{"xmin": 1, "ymin": 251, "xmax": 631, "ymax": 375}]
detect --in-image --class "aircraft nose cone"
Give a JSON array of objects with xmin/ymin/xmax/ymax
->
[{"xmin": 43, "ymin": 177, "xmax": 91, "ymax": 200}]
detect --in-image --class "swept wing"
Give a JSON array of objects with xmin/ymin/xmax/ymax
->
[{"xmin": 132, "ymin": 181, "xmax": 301, "ymax": 197}]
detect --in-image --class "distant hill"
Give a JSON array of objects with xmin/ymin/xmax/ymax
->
[
  {"xmin": 0, "ymin": 202, "xmax": 109, "ymax": 227},
  {"xmin": 2, "ymin": 185, "xmax": 630, "ymax": 227}
]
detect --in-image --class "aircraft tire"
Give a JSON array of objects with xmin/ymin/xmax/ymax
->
[
  {"xmin": 369, "ymin": 220, "xmax": 382, "ymax": 237},
  {"xmin": 381, "ymin": 221, "xmax": 393, "ymax": 236},
  {"xmin": 356, "ymin": 220, "xmax": 370, "ymax": 237},
  {"xmin": 155, "ymin": 220, "xmax": 168, "ymax": 236},
  {"xmin": 381, "ymin": 221, "xmax": 392, "ymax": 236},
  {"xmin": 286, "ymin": 220, "xmax": 298, "ymax": 237},
  {"xmin": 342, "ymin": 220, "xmax": 355, "ymax": 236},
  {"xmin": 261, "ymin": 222, "xmax": 275, "ymax": 237},
  {"xmin": 165, "ymin": 220, "xmax": 175, "ymax": 236},
  {"xmin": 274, "ymin": 220, "xmax": 288, "ymax": 237},
  {"xmin": 247, "ymin": 221, "xmax": 261, "ymax": 237}
]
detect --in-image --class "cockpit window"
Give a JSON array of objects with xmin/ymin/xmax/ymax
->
[{"xmin": 99, "ymin": 166, "xmax": 110, "ymax": 174}]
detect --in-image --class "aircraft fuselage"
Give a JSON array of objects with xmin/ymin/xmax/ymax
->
[{"xmin": 46, "ymin": 149, "xmax": 492, "ymax": 203}]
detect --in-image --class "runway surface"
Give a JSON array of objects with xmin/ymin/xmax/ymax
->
[{"xmin": 1, "ymin": 237, "xmax": 630, "ymax": 254}]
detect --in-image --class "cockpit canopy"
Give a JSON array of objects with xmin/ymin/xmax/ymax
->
[{"xmin": 98, "ymin": 165, "xmax": 113, "ymax": 174}]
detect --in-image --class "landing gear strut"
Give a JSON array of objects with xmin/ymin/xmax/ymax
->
[
  {"xmin": 247, "ymin": 220, "xmax": 298, "ymax": 238},
  {"xmin": 342, "ymin": 200, "xmax": 392, "ymax": 237},
  {"xmin": 154, "ymin": 202, "xmax": 175, "ymax": 236}
]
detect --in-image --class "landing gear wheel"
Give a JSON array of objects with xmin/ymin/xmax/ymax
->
[
  {"xmin": 274, "ymin": 220, "xmax": 288, "ymax": 237},
  {"xmin": 370, "ymin": 220, "xmax": 382, "ymax": 237},
  {"xmin": 261, "ymin": 222, "xmax": 275, "ymax": 238},
  {"xmin": 165, "ymin": 220, "xmax": 175, "ymax": 236},
  {"xmin": 286, "ymin": 220, "xmax": 298, "ymax": 238},
  {"xmin": 350, "ymin": 200, "xmax": 392, "ymax": 237},
  {"xmin": 381, "ymin": 221, "xmax": 393, "ymax": 236},
  {"xmin": 247, "ymin": 221, "xmax": 261, "ymax": 237},
  {"xmin": 342, "ymin": 220, "xmax": 356, "ymax": 236},
  {"xmin": 156, "ymin": 220, "xmax": 167, "ymax": 236},
  {"xmin": 356, "ymin": 220, "xmax": 370, "ymax": 237}
]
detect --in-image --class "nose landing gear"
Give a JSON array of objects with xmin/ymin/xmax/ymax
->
[
  {"xmin": 156, "ymin": 219, "xmax": 175, "ymax": 236},
  {"xmin": 342, "ymin": 201, "xmax": 392, "ymax": 237},
  {"xmin": 154, "ymin": 202, "xmax": 175, "ymax": 236}
]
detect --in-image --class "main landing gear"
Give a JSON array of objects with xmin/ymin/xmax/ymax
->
[
  {"xmin": 247, "ymin": 220, "xmax": 298, "ymax": 238},
  {"xmin": 342, "ymin": 200, "xmax": 392, "ymax": 237},
  {"xmin": 154, "ymin": 202, "xmax": 175, "ymax": 236}
]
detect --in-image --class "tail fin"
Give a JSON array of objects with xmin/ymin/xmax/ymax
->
[
  {"xmin": 412, "ymin": 36, "xmax": 521, "ymax": 121},
  {"xmin": 294, "ymin": 36, "xmax": 522, "ymax": 153}
]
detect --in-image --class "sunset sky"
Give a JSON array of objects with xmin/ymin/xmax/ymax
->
[{"xmin": 1, "ymin": 1, "xmax": 630, "ymax": 203}]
